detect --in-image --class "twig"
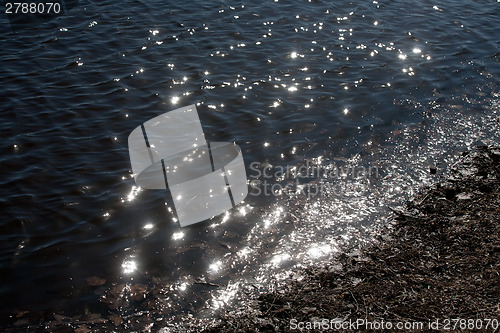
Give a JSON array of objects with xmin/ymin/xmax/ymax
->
[
  {"xmin": 195, "ymin": 281, "xmax": 220, "ymax": 287},
  {"xmin": 418, "ymin": 192, "xmax": 431, "ymax": 205},
  {"xmin": 349, "ymin": 291, "xmax": 359, "ymax": 313}
]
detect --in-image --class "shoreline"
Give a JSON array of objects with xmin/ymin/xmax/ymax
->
[
  {"xmin": 4, "ymin": 146, "xmax": 499, "ymax": 332},
  {"xmin": 204, "ymin": 145, "xmax": 500, "ymax": 332}
]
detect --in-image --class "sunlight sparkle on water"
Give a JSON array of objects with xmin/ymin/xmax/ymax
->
[
  {"xmin": 238, "ymin": 206, "xmax": 247, "ymax": 216},
  {"xmin": 222, "ymin": 211, "xmax": 230, "ymax": 223},
  {"xmin": 273, "ymin": 206, "xmax": 284, "ymax": 217},
  {"xmin": 209, "ymin": 260, "xmax": 222, "ymax": 273},
  {"xmin": 127, "ymin": 186, "xmax": 141, "ymax": 202},
  {"xmin": 172, "ymin": 232, "xmax": 184, "ymax": 240},
  {"xmin": 212, "ymin": 282, "xmax": 239, "ymax": 310},
  {"xmin": 143, "ymin": 223, "xmax": 154, "ymax": 230},
  {"xmin": 122, "ymin": 260, "xmax": 137, "ymax": 274},
  {"xmin": 271, "ymin": 253, "xmax": 290, "ymax": 266},
  {"xmin": 178, "ymin": 282, "xmax": 188, "ymax": 291},
  {"xmin": 238, "ymin": 247, "xmax": 251, "ymax": 258},
  {"xmin": 307, "ymin": 244, "xmax": 333, "ymax": 259}
]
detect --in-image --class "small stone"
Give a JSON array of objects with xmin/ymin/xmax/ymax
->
[
  {"xmin": 14, "ymin": 319, "xmax": 29, "ymax": 327},
  {"xmin": 131, "ymin": 284, "xmax": 147, "ymax": 301},
  {"xmin": 351, "ymin": 277, "xmax": 363, "ymax": 286},
  {"xmin": 429, "ymin": 166, "xmax": 437, "ymax": 174},
  {"xmin": 457, "ymin": 193, "xmax": 472, "ymax": 200},
  {"xmin": 109, "ymin": 314, "xmax": 123, "ymax": 326},
  {"xmin": 74, "ymin": 324, "xmax": 91, "ymax": 333},
  {"xmin": 301, "ymin": 307, "xmax": 317, "ymax": 314},
  {"xmin": 53, "ymin": 313, "xmax": 70, "ymax": 322},
  {"xmin": 328, "ymin": 264, "xmax": 343, "ymax": 272},
  {"xmin": 14, "ymin": 310, "xmax": 29, "ymax": 318},
  {"xmin": 86, "ymin": 276, "xmax": 106, "ymax": 287}
]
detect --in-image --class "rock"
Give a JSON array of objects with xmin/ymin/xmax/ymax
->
[
  {"xmin": 13, "ymin": 319, "xmax": 29, "ymax": 327},
  {"xmin": 131, "ymin": 284, "xmax": 147, "ymax": 301},
  {"xmin": 109, "ymin": 314, "xmax": 123, "ymax": 326},
  {"xmin": 74, "ymin": 324, "xmax": 91, "ymax": 333},
  {"xmin": 328, "ymin": 264, "xmax": 343, "ymax": 272},
  {"xmin": 53, "ymin": 313, "xmax": 70, "ymax": 323},
  {"xmin": 301, "ymin": 307, "xmax": 316, "ymax": 314},
  {"xmin": 86, "ymin": 276, "xmax": 106, "ymax": 287},
  {"xmin": 456, "ymin": 193, "xmax": 472, "ymax": 200},
  {"xmin": 85, "ymin": 312, "xmax": 105, "ymax": 324},
  {"xmin": 14, "ymin": 310, "xmax": 29, "ymax": 318}
]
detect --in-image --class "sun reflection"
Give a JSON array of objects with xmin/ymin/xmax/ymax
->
[
  {"xmin": 238, "ymin": 247, "xmax": 251, "ymax": 258},
  {"xmin": 307, "ymin": 244, "xmax": 332, "ymax": 259},
  {"xmin": 273, "ymin": 206, "xmax": 284, "ymax": 217},
  {"xmin": 126, "ymin": 186, "xmax": 141, "ymax": 202},
  {"xmin": 122, "ymin": 259, "xmax": 137, "ymax": 274},
  {"xmin": 221, "ymin": 211, "xmax": 230, "ymax": 223},
  {"xmin": 178, "ymin": 282, "xmax": 188, "ymax": 291},
  {"xmin": 209, "ymin": 260, "xmax": 222, "ymax": 273},
  {"xmin": 212, "ymin": 282, "xmax": 239, "ymax": 310},
  {"xmin": 271, "ymin": 253, "xmax": 290, "ymax": 266},
  {"xmin": 172, "ymin": 231, "xmax": 184, "ymax": 240}
]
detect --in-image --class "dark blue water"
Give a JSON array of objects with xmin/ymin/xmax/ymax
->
[{"xmin": 1, "ymin": 0, "xmax": 499, "ymax": 330}]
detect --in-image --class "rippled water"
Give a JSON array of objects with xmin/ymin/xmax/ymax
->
[{"xmin": 1, "ymin": 0, "xmax": 499, "ymax": 329}]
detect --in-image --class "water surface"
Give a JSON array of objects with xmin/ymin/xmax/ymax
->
[{"xmin": 1, "ymin": 0, "xmax": 499, "ymax": 329}]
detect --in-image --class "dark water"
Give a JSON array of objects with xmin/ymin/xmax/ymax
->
[{"xmin": 1, "ymin": 0, "xmax": 499, "ymax": 329}]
